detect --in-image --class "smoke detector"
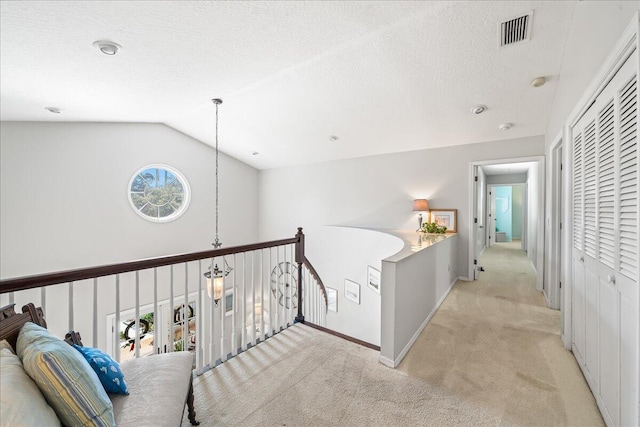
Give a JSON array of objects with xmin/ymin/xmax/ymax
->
[
  {"xmin": 93, "ymin": 40, "xmax": 121, "ymax": 55},
  {"xmin": 530, "ymin": 76, "xmax": 546, "ymax": 88},
  {"xmin": 499, "ymin": 123, "xmax": 513, "ymax": 131},
  {"xmin": 471, "ymin": 105, "xmax": 487, "ymax": 115}
]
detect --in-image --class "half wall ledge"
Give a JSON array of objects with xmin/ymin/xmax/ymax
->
[{"xmin": 378, "ymin": 231, "xmax": 458, "ymax": 368}]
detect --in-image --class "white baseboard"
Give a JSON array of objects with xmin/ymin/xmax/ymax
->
[
  {"xmin": 378, "ymin": 355, "xmax": 395, "ymax": 368},
  {"xmin": 561, "ymin": 334, "xmax": 571, "ymax": 350},
  {"xmin": 382, "ymin": 276, "xmax": 458, "ymax": 368}
]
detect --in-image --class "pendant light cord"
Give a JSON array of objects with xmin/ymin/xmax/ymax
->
[{"xmin": 212, "ymin": 98, "xmax": 222, "ymax": 248}]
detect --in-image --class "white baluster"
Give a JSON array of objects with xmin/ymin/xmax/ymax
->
[
  {"xmin": 68, "ymin": 282, "xmax": 74, "ymax": 331},
  {"xmin": 197, "ymin": 260, "xmax": 202, "ymax": 371},
  {"xmin": 135, "ymin": 271, "xmax": 140, "ymax": 358},
  {"xmin": 92, "ymin": 278, "xmax": 97, "ymax": 347},
  {"xmin": 209, "ymin": 257, "xmax": 215, "ymax": 366},
  {"xmin": 271, "ymin": 246, "xmax": 282, "ymax": 333},
  {"xmin": 40, "ymin": 288, "xmax": 46, "ymax": 317},
  {"xmin": 221, "ymin": 256, "xmax": 227, "ymax": 362},
  {"xmin": 153, "ymin": 268, "xmax": 158, "ymax": 355},
  {"xmin": 169, "ymin": 265, "xmax": 174, "ymax": 353},
  {"xmin": 242, "ymin": 251, "xmax": 247, "ymax": 351},
  {"xmin": 183, "ymin": 263, "xmax": 188, "ymax": 355},
  {"xmin": 260, "ymin": 249, "xmax": 264, "ymax": 342},
  {"xmin": 251, "ymin": 251, "xmax": 256, "ymax": 347},
  {"xmin": 268, "ymin": 248, "xmax": 273, "ymax": 338},
  {"xmin": 115, "ymin": 275, "xmax": 120, "ymax": 362}
]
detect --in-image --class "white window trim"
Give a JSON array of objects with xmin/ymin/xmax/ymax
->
[{"xmin": 127, "ymin": 163, "xmax": 191, "ymax": 223}]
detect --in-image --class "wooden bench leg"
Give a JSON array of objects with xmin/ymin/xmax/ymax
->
[{"xmin": 187, "ymin": 378, "xmax": 200, "ymax": 425}]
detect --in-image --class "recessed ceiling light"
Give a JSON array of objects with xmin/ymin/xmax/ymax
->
[
  {"xmin": 45, "ymin": 107, "xmax": 61, "ymax": 114},
  {"xmin": 93, "ymin": 40, "xmax": 121, "ymax": 55},
  {"xmin": 499, "ymin": 123, "xmax": 513, "ymax": 131},
  {"xmin": 530, "ymin": 76, "xmax": 546, "ymax": 88},
  {"xmin": 329, "ymin": 135, "xmax": 339, "ymax": 141},
  {"xmin": 471, "ymin": 105, "xmax": 487, "ymax": 115}
]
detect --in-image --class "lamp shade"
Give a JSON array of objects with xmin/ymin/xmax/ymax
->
[
  {"xmin": 413, "ymin": 199, "xmax": 429, "ymax": 212},
  {"xmin": 206, "ymin": 275, "xmax": 224, "ymax": 302}
]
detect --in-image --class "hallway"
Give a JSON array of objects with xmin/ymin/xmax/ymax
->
[{"xmin": 399, "ymin": 242, "xmax": 604, "ymax": 426}]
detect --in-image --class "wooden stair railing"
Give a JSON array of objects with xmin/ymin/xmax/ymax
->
[
  {"xmin": 0, "ymin": 236, "xmax": 300, "ymax": 293},
  {"xmin": 0, "ymin": 227, "xmax": 372, "ymax": 364}
]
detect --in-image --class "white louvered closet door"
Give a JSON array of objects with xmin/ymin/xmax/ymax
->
[{"xmin": 571, "ymin": 50, "xmax": 638, "ymax": 427}]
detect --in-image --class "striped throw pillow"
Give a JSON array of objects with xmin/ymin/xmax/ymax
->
[{"xmin": 17, "ymin": 322, "xmax": 115, "ymax": 427}]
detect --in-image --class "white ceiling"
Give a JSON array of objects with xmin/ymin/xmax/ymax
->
[
  {"xmin": 0, "ymin": 1, "xmax": 576, "ymax": 170},
  {"xmin": 482, "ymin": 162, "xmax": 536, "ymax": 176}
]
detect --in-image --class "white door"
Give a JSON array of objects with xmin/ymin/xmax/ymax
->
[{"xmin": 571, "ymin": 50, "xmax": 638, "ymax": 427}]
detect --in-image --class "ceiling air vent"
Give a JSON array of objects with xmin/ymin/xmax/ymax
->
[{"xmin": 498, "ymin": 11, "xmax": 533, "ymax": 48}]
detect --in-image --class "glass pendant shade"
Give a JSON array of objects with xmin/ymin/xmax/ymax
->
[{"xmin": 205, "ymin": 265, "xmax": 224, "ymax": 304}]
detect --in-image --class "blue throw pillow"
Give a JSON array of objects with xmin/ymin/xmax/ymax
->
[{"xmin": 73, "ymin": 345, "xmax": 129, "ymax": 395}]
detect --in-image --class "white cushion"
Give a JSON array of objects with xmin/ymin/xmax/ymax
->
[
  {"xmin": 0, "ymin": 348, "xmax": 61, "ymax": 426},
  {"xmin": 110, "ymin": 352, "xmax": 193, "ymax": 426}
]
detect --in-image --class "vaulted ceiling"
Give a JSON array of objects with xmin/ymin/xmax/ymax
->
[{"xmin": 0, "ymin": 1, "xmax": 576, "ymax": 169}]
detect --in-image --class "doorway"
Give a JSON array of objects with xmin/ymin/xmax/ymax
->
[
  {"xmin": 488, "ymin": 183, "xmax": 526, "ymax": 250},
  {"xmin": 468, "ymin": 156, "xmax": 545, "ymax": 294}
]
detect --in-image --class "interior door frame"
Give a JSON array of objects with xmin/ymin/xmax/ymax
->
[
  {"xmin": 468, "ymin": 155, "xmax": 545, "ymax": 286},
  {"xmin": 546, "ymin": 133, "xmax": 564, "ymax": 312},
  {"xmin": 472, "ymin": 165, "xmax": 486, "ymax": 280}
]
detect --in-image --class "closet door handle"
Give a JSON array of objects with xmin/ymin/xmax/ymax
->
[
  {"xmin": 579, "ymin": 256, "xmax": 584, "ymax": 263},
  {"xmin": 607, "ymin": 275, "xmax": 616, "ymax": 285}
]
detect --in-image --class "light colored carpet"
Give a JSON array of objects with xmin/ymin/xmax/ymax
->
[
  {"xmin": 183, "ymin": 243, "xmax": 604, "ymax": 426},
  {"xmin": 398, "ymin": 242, "xmax": 604, "ymax": 426}
]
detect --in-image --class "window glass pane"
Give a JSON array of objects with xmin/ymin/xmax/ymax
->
[{"xmin": 128, "ymin": 165, "xmax": 190, "ymax": 222}]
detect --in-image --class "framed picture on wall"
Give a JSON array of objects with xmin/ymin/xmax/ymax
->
[
  {"xmin": 326, "ymin": 287, "xmax": 338, "ymax": 312},
  {"xmin": 429, "ymin": 209, "xmax": 457, "ymax": 233},
  {"xmin": 367, "ymin": 266, "xmax": 381, "ymax": 294},
  {"xmin": 344, "ymin": 280, "xmax": 360, "ymax": 304}
]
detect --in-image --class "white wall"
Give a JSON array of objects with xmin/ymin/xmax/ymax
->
[
  {"xmin": 545, "ymin": 2, "xmax": 639, "ymax": 147},
  {"xmin": 526, "ymin": 161, "xmax": 545, "ymax": 294},
  {"xmin": 526, "ymin": 163, "xmax": 538, "ymax": 268},
  {"xmin": 0, "ymin": 122, "xmax": 259, "ymax": 347},
  {"xmin": 512, "ymin": 185, "xmax": 524, "ymax": 240},
  {"xmin": 486, "ymin": 173, "xmax": 527, "ymax": 185},
  {"xmin": 259, "ymin": 136, "xmax": 544, "ymax": 280},
  {"xmin": 306, "ymin": 226, "xmax": 404, "ymax": 346},
  {"xmin": 0, "ymin": 122, "xmax": 259, "ymax": 279}
]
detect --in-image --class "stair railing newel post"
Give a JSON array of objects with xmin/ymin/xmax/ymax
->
[{"xmin": 295, "ymin": 227, "xmax": 305, "ymax": 323}]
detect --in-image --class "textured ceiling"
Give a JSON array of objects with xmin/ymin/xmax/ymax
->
[{"xmin": 0, "ymin": 1, "xmax": 576, "ymax": 169}]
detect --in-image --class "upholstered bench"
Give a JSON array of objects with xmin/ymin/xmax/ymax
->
[
  {"xmin": 66, "ymin": 330, "xmax": 199, "ymax": 426},
  {"xmin": 0, "ymin": 303, "xmax": 199, "ymax": 426}
]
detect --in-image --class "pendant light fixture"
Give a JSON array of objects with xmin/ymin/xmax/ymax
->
[{"xmin": 204, "ymin": 98, "xmax": 232, "ymax": 306}]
